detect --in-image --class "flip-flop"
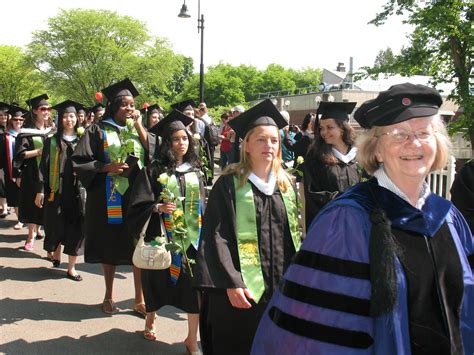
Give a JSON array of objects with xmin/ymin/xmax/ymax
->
[
  {"xmin": 133, "ymin": 303, "xmax": 147, "ymax": 318},
  {"xmin": 102, "ymin": 299, "xmax": 119, "ymax": 314}
]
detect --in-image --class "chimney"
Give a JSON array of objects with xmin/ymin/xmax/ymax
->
[{"xmin": 336, "ymin": 62, "xmax": 346, "ymax": 72}]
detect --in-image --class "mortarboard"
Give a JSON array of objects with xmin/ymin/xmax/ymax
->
[
  {"xmin": 171, "ymin": 99, "xmax": 196, "ymax": 113},
  {"xmin": 26, "ymin": 94, "xmax": 49, "ymax": 109},
  {"xmin": 0, "ymin": 102, "xmax": 10, "ymax": 112},
  {"xmin": 228, "ymin": 99, "xmax": 287, "ymax": 140},
  {"xmin": 8, "ymin": 105, "xmax": 28, "ymax": 117},
  {"xmin": 140, "ymin": 104, "xmax": 163, "ymax": 116},
  {"xmin": 101, "ymin": 78, "xmax": 139, "ymax": 102},
  {"xmin": 317, "ymin": 102, "xmax": 356, "ymax": 121},
  {"xmin": 52, "ymin": 100, "xmax": 83, "ymax": 116},
  {"xmin": 354, "ymin": 83, "xmax": 442, "ymax": 129},
  {"xmin": 90, "ymin": 103, "xmax": 105, "ymax": 114},
  {"xmin": 149, "ymin": 109, "xmax": 193, "ymax": 137}
]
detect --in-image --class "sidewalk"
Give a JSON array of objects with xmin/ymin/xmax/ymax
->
[{"xmin": 0, "ymin": 212, "xmax": 196, "ymax": 354}]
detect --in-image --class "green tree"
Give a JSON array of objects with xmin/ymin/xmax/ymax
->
[
  {"xmin": 0, "ymin": 45, "xmax": 45, "ymax": 105},
  {"xmin": 26, "ymin": 9, "xmax": 191, "ymax": 108},
  {"xmin": 374, "ymin": 48, "xmax": 396, "ymax": 69},
  {"xmin": 257, "ymin": 64, "xmax": 296, "ymax": 96},
  {"xmin": 361, "ymin": 0, "xmax": 473, "ymax": 147},
  {"xmin": 288, "ymin": 67, "xmax": 322, "ymax": 94}
]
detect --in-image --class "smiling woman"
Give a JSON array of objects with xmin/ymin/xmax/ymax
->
[{"xmin": 251, "ymin": 83, "xmax": 474, "ymax": 355}]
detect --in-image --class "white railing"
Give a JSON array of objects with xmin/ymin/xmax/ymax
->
[{"xmin": 426, "ymin": 155, "xmax": 456, "ymax": 200}]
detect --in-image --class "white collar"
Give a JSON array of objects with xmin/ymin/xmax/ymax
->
[
  {"xmin": 176, "ymin": 162, "xmax": 193, "ymax": 173},
  {"xmin": 332, "ymin": 146, "xmax": 357, "ymax": 164},
  {"xmin": 62, "ymin": 134, "xmax": 77, "ymax": 142},
  {"xmin": 374, "ymin": 166, "xmax": 431, "ymax": 210},
  {"xmin": 248, "ymin": 170, "xmax": 276, "ymax": 196},
  {"xmin": 20, "ymin": 127, "xmax": 52, "ymax": 135}
]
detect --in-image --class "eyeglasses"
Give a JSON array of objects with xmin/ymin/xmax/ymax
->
[
  {"xmin": 38, "ymin": 107, "xmax": 52, "ymax": 112},
  {"xmin": 377, "ymin": 129, "xmax": 435, "ymax": 143}
]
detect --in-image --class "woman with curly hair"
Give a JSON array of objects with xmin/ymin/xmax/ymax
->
[
  {"xmin": 303, "ymin": 102, "xmax": 362, "ymax": 230},
  {"xmin": 127, "ymin": 109, "xmax": 205, "ymax": 354}
]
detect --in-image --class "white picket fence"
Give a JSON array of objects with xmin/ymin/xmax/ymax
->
[{"xmin": 426, "ymin": 155, "xmax": 456, "ymax": 200}]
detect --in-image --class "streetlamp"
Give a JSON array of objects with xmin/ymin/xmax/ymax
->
[{"xmin": 179, "ymin": 0, "xmax": 205, "ymax": 103}]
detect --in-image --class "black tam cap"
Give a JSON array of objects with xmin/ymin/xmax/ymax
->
[
  {"xmin": 77, "ymin": 105, "xmax": 87, "ymax": 114},
  {"xmin": 228, "ymin": 99, "xmax": 287, "ymax": 139},
  {"xmin": 318, "ymin": 102, "xmax": 356, "ymax": 121},
  {"xmin": 354, "ymin": 83, "xmax": 442, "ymax": 129},
  {"xmin": 0, "ymin": 102, "xmax": 10, "ymax": 112},
  {"xmin": 171, "ymin": 99, "xmax": 196, "ymax": 113},
  {"xmin": 140, "ymin": 104, "xmax": 163, "ymax": 116},
  {"xmin": 90, "ymin": 103, "xmax": 105, "ymax": 114},
  {"xmin": 52, "ymin": 100, "xmax": 83, "ymax": 116},
  {"xmin": 101, "ymin": 78, "xmax": 139, "ymax": 102},
  {"xmin": 8, "ymin": 105, "xmax": 28, "ymax": 117},
  {"xmin": 149, "ymin": 109, "xmax": 193, "ymax": 137},
  {"xmin": 26, "ymin": 94, "xmax": 49, "ymax": 109}
]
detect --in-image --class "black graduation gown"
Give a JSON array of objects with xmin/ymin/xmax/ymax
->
[
  {"xmin": 39, "ymin": 136, "xmax": 84, "ymax": 255},
  {"xmin": 127, "ymin": 161, "xmax": 206, "ymax": 313},
  {"xmin": 194, "ymin": 174, "xmax": 297, "ymax": 355},
  {"xmin": 0, "ymin": 132, "xmax": 20, "ymax": 207},
  {"xmin": 451, "ymin": 160, "xmax": 474, "ymax": 233},
  {"xmin": 303, "ymin": 155, "xmax": 361, "ymax": 230},
  {"xmin": 71, "ymin": 122, "xmax": 155, "ymax": 265},
  {"xmin": 0, "ymin": 128, "xmax": 5, "ymax": 198},
  {"xmin": 13, "ymin": 131, "xmax": 48, "ymax": 225}
]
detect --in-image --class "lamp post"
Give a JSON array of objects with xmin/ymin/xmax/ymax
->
[{"xmin": 179, "ymin": 0, "xmax": 205, "ymax": 103}]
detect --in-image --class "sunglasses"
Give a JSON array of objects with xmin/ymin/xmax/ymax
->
[{"xmin": 38, "ymin": 107, "xmax": 52, "ymax": 112}]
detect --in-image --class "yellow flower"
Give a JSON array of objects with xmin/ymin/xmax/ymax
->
[
  {"xmin": 173, "ymin": 209, "xmax": 184, "ymax": 218},
  {"xmin": 76, "ymin": 127, "xmax": 85, "ymax": 137},
  {"xmin": 193, "ymin": 133, "xmax": 201, "ymax": 140},
  {"xmin": 158, "ymin": 174, "xmax": 169, "ymax": 185},
  {"xmin": 296, "ymin": 156, "xmax": 304, "ymax": 165}
]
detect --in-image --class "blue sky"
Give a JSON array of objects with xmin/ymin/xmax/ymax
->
[{"xmin": 0, "ymin": 0, "xmax": 412, "ymax": 73}]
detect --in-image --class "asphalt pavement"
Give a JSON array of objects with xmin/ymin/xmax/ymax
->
[{"xmin": 0, "ymin": 212, "xmax": 198, "ymax": 355}]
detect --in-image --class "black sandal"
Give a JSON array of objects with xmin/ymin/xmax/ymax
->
[
  {"xmin": 52, "ymin": 259, "xmax": 61, "ymax": 267},
  {"xmin": 66, "ymin": 272, "xmax": 83, "ymax": 281}
]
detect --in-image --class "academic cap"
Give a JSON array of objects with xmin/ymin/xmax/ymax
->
[
  {"xmin": 26, "ymin": 94, "xmax": 49, "ymax": 109},
  {"xmin": 171, "ymin": 99, "xmax": 196, "ymax": 112},
  {"xmin": 354, "ymin": 83, "xmax": 442, "ymax": 129},
  {"xmin": 228, "ymin": 99, "xmax": 287, "ymax": 140},
  {"xmin": 90, "ymin": 103, "xmax": 105, "ymax": 114},
  {"xmin": 317, "ymin": 102, "xmax": 356, "ymax": 121},
  {"xmin": 149, "ymin": 109, "xmax": 193, "ymax": 137},
  {"xmin": 140, "ymin": 104, "xmax": 162, "ymax": 116},
  {"xmin": 52, "ymin": 100, "xmax": 83, "ymax": 116},
  {"xmin": 0, "ymin": 102, "xmax": 9, "ymax": 112},
  {"xmin": 101, "ymin": 78, "xmax": 139, "ymax": 102},
  {"xmin": 8, "ymin": 105, "xmax": 28, "ymax": 117}
]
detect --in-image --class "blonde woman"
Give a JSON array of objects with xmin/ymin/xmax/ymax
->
[{"xmin": 194, "ymin": 99, "xmax": 302, "ymax": 355}]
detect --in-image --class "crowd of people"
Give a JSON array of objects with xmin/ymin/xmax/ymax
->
[{"xmin": 0, "ymin": 81, "xmax": 472, "ymax": 355}]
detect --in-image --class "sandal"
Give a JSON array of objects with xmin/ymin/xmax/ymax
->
[
  {"xmin": 143, "ymin": 314, "xmax": 157, "ymax": 341},
  {"xmin": 13, "ymin": 222, "xmax": 23, "ymax": 230},
  {"xmin": 133, "ymin": 302, "xmax": 147, "ymax": 318},
  {"xmin": 24, "ymin": 242, "xmax": 34, "ymax": 251},
  {"xmin": 102, "ymin": 299, "xmax": 119, "ymax": 314},
  {"xmin": 52, "ymin": 259, "xmax": 61, "ymax": 268},
  {"xmin": 66, "ymin": 272, "xmax": 83, "ymax": 281}
]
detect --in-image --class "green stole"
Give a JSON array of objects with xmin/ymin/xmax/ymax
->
[
  {"xmin": 31, "ymin": 136, "xmax": 44, "ymax": 167},
  {"xmin": 234, "ymin": 176, "xmax": 301, "ymax": 303},
  {"xmin": 161, "ymin": 171, "xmax": 202, "ymax": 250},
  {"xmin": 104, "ymin": 127, "xmax": 144, "ymax": 195},
  {"xmin": 48, "ymin": 138, "xmax": 60, "ymax": 202}
]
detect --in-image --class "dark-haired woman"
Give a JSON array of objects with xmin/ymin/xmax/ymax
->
[
  {"xmin": 35, "ymin": 101, "xmax": 85, "ymax": 281},
  {"xmin": 127, "ymin": 110, "xmax": 204, "ymax": 354},
  {"xmin": 72, "ymin": 79, "xmax": 156, "ymax": 315},
  {"xmin": 304, "ymin": 102, "xmax": 362, "ymax": 229},
  {"xmin": 13, "ymin": 94, "xmax": 52, "ymax": 251}
]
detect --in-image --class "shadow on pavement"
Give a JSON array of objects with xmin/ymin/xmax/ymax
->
[{"xmin": 0, "ymin": 328, "xmax": 189, "ymax": 354}]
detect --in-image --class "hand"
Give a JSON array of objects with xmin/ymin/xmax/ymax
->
[
  {"xmin": 131, "ymin": 109, "xmax": 143, "ymax": 126},
  {"xmin": 106, "ymin": 162, "xmax": 129, "ymax": 175},
  {"xmin": 37, "ymin": 148, "xmax": 43, "ymax": 156},
  {"xmin": 16, "ymin": 177, "xmax": 21, "ymax": 188},
  {"xmin": 226, "ymin": 288, "xmax": 253, "ymax": 309},
  {"xmin": 159, "ymin": 202, "xmax": 176, "ymax": 214},
  {"xmin": 35, "ymin": 193, "xmax": 44, "ymax": 208}
]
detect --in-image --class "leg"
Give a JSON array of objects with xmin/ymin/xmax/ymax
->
[
  {"xmin": 13, "ymin": 208, "xmax": 23, "ymax": 230},
  {"xmin": 184, "ymin": 313, "xmax": 200, "ymax": 353},
  {"xmin": 143, "ymin": 311, "xmax": 157, "ymax": 341},
  {"xmin": 52, "ymin": 244, "xmax": 62, "ymax": 266},
  {"xmin": 101, "ymin": 263, "xmax": 118, "ymax": 313},
  {"xmin": 132, "ymin": 265, "xmax": 146, "ymax": 317},
  {"xmin": 24, "ymin": 224, "xmax": 36, "ymax": 250},
  {"xmin": 66, "ymin": 255, "xmax": 82, "ymax": 281}
]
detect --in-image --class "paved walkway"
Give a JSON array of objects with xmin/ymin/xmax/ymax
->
[{"xmin": 0, "ymin": 212, "xmax": 196, "ymax": 354}]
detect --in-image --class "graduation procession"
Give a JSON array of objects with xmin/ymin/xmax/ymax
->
[{"xmin": 0, "ymin": 78, "xmax": 473, "ymax": 355}]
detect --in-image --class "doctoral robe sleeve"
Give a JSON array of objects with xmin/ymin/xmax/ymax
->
[
  {"xmin": 12, "ymin": 134, "xmax": 30, "ymax": 178},
  {"xmin": 126, "ymin": 165, "xmax": 162, "ymax": 241},
  {"xmin": 194, "ymin": 174, "xmax": 246, "ymax": 290},
  {"xmin": 451, "ymin": 161, "xmax": 474, "ymax": 233},
  {"xmin": 71, "ymin": 124, "xmax": 106, "ymax": 190},
  {"xmin": 252, "ymin": 202, "xmax": 376, "ymax": 354}
]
